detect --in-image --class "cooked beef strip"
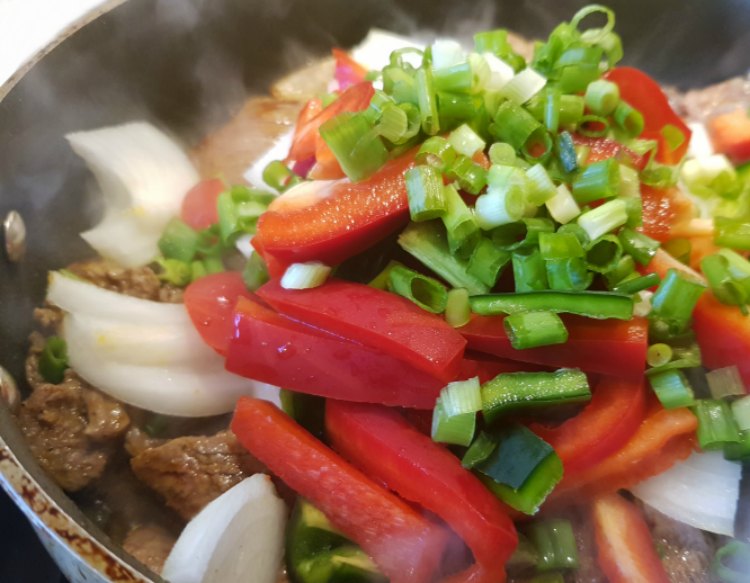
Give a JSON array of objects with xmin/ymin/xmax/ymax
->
[
  {"xmin": 130, "ymin": 430, "xmax": 267, "ymax": 520},
  {"xmin": 122, "ymin": 523, "xmax": 176, "ymax": 575},
  {"xmin": 18, "ymin": 335, "xmax": 130, "ymax": 491},
  {"xmin": 674, "ymin": 74, "xmax": 750, "ymax": 123}
]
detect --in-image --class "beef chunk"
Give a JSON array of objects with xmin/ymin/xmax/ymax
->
[
  {"xmin": 65, "ymin": 259, "xmax": 183, "ymax": 303},
  {"xmin": 18, "ymin": 347, "xmax": 130, "ymax": 491},
  {"xmin": 130, "ymin": 431, "xmax": 266, "ymax": 520},
  {"xmin": 123, "ymin": 524, "xmax": 176, "ymax": 575}
]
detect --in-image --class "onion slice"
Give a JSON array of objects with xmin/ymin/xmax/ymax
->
[
  {"xmin": 67, "ymin": 122, "xmax": 199, "ymax": 268},
  {"xmin": 631, "ymin": 450, "xmax": 741, "ymax": 536},
  {"xmin": 47, "ymin": 271, "xmax": 280, "ymax": 416},
  {"xmin": 162, "ymin": 474, "xmax": 286, "ymax": 583}
]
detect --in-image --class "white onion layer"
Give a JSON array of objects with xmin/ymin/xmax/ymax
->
[
  {"xmin": 162, "ymin": 474, "xmax": 286, "ymax": 583},
  {"xmin": 631, "ymin": 450, "xmax": 741, "ymax": 537},
  {"xmin": 47, "ymin": 272, "xmax": 280, "ymax": 417},
  {"xmin": 351, "ymin": 29, "xmax": 425, "ymax": 71},
  {"xmin": 242, "ymin": 128, "xmax": 294, "ymax": 190},
  {"xmin": 67, "ymin": 122, "xmax": 199, "ymax": 268}
]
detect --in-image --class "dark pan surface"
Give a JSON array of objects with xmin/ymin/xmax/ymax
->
[{"xmin": 0, "ymin": 0, "xmax": 748, "ymax": 578}]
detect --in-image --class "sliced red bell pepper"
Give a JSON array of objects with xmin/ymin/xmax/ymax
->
[
  {"xmin": 549, "ymin": 403, "xmax": 697, "ymax": 503},
  {"xmin": 593, "ymin": 493, "xmax": 670, "ymax": 583},
  {"xmin": 326, "ymin": 400, "xmax": 518, "ymax": 578},
  {"xmin": 639, "ymin": 185, "xmax": 697, "ymax": 243},
  {"xmin": 604, "ymin": 67, "xmax": 692, "ymax": 164},
  {"xmin": 257, "ymin": 278, "xmax": 466, "ymax": 382},
  {"xmin": 183, "ymin": 271, "xmax": 252, "ymax": 354},
  {"xmin": 645, "ymin": 249, "xmax": 750, "ymax": 388},
  {"xmin": 531, "ymin": 376, "xmax": 647, "ymax": 476},
  {"xmin": 226, "ymin": 296, "xmax": 445, "ymax": 408},
  {"xmin": 708, "ymin": 108, "xmax": 750, "ymax": 165},
  {"xmin": 459, "ymin": 355, "xmax": 546, "ymax": 384},
  {"xmin": 231, "ymin": 398, "xmax": 448, "ymax": 583},
  {"xmin": 180, "ymin": 178, "xmax": 224, "ymax": 230},
  {"xmin": 253, "ymin": 149, "xmax": 416, "ymax": 266},
  {"xmin": 287, "ymin": 82, "xmax": 374, "ymax": 162},
  {"xmin": 333, "ymin": 47, "xmax": 369, "ymax": 91},
  {"xmin": 459, "ymin": 314, "xmax": 648, "ymax": 380},
  {"xmin": 572, "ymin": 134, "xmax": 649, "ymax": 170}
]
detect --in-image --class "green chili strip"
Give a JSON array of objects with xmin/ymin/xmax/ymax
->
[
  {"xmin": 648, "ymin": 369, "xmax": 695, "ymax": 409},
  {"xmin": 613, "ymin": 273, "xmax": 660, "ymax": 295},
  {"xmin": 693, "ymin": 399, "xmax": 741, "ymax": 451},
  {"xmin": 527, "ymin": 519, "xmax": 580, "ymax": 571},
  {"xmin": 470, "ymin": 290, "xmax": 634, "ymax": 320},
  {"xmin": 503, "ymin": 311, "xmax": 569, "ymax": 350},
  {"xmin": 649, "ymin": 268, "xmax": 706, "ymax": 334},
  {"xmin": 388, "ymin": 264, "xmax": 448, "ymax": 314},
  {"xmin": 38, "ymin": 336, "xmax": 69, "ymax": 384},
  {"xmin": 405, "ymin": 165, "xmax": 447, "ymax": 222}
]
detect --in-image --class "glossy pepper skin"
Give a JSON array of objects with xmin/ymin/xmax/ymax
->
[
  {"xmin": 326, "ymin": 400, "xmax": 518, "ymax": 580},
  {"xmin": 231, "ymin": 397, "xmax": 448, "ymax": 583}
]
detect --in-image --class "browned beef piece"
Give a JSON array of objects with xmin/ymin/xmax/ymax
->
[
  {"xmin": 130, "ymin": 431, "xmax": 266, "ymax": 520},
  {"xmin": 190, "ymin": 97, "xmax": 300, "ymax": 184},
  {"xmin": 17, "ymin": 339, "xmax": 130, "ymax": 491},
  {"xmin": 673, "ymin": 75, "xmax": 750, "ymax": 123},
  {"xmin": 122, "ymin": 523, "xmax": 176, "ymax": 575},
  {"xmin": 65, "ymin": 259, "xmax": 183, "ymax": 303}
]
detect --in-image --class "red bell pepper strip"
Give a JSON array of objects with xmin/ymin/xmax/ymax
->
[
  {"xmin": 257, "ymin": 278, "xmax": 467, "ymax": 382},
  {"xmin": 639, "ymin": 185, "xmax": 697, "ymax": 243},
  {"xmin": 531, "ymin": 376, "xmax": 647, "ymax": 476},
  {"xmin": 459, "ymin": 314, "xmax": 648, "ymax": 380},
  {"xmin": 645, "ymin": 249, "xmax": 750, "ymax": 388},
  {"xmin": 253, "ymin": 149, "xmax": 416, "ymax": 266},
  {"xmin": 459, "ymin": 355, "xmax": 546, "ymax": 384},
  {"xmin": 231, "ymin": 398, "xmax": 448, "ymax": 583},
  {"xmin": 708, "ymin": 108, "xmax": 750, "ymax": 165},
  {"xmin": 604, "ymin": 67, "xmax": 692, "ymax": 164},
  {"xmin": 572, "ymin": 135, "xmax": 649, "ymax": 171},
  {"xmin": 333, "ymin": 47, "xmax": 369, "ymax": 91},
  {"xmin": 326, "ymin": 400, "xmax": 518, "ymax": 578},
  {"xmin": 226, "ymin": 296, "xmax": 445, "ymax": 408},
  {"xmin": 593, "ymin": 493, "xmax": 670, "ymax": 583},
  {"xmin": 549, "ymin": 403, "xmax": 697, "ymax": 504},
  {"xmin": 183, "ymin": 272, "xmax": 252, "ymax": 354},
  {"xmin": 287, "ymin": 82, "xmax": 374, "ymax": 162},
  {"xmin": 180, "ymin": 178, "xmax": 224, "ymax": 230}
]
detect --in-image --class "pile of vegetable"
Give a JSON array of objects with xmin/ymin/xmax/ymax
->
[{"xmin": 40, "ymin": 4, "xmax": 750, "ymax": 583}]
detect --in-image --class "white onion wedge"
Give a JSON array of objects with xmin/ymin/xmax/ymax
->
[
  {"xmin": 351, "ymin": 29, "xmax": 425, "ymax": 72},
  {"xmin": 162, "ymin": 474, "xmax": 286, "ymax": 583},
  {"xmin": 47, "ymin": 272, "xmax": 280, "ymax": 416},
  {"xmin": 67, "ymin": 122, "xmax": 199, "ymax": 268},
  {"xmin": 631, "ymin": 450, "xmax": 741, "ymax": 536}
]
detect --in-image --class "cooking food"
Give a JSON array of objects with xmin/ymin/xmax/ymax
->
[{"xmin": 12, "ymin": 4, "xmax": 750, "ymax": 582}]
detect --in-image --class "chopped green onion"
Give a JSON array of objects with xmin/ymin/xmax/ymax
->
[
  {"xmin": 158, "ymin": 218, "xmax": 199, "ymax": 262},
  {"xmin": 619, "ymin": 228, "xmax": 660, "ymax": 266},
  {"xmin": 618, "ymin": 164, "xmax": 641, "ymax": 198},
  {"xmin": 650, "ymin": 268, "xmax": 706, "ymax": 334},
  {"xmin": 416, "ymin": 136, "xmax": 457, "ymax": 170},
  {"xmin": 512, "ymin": 247, "xmax": 548, "ymax": 292},
  {"xmin": 522, "ymin": 131, "xmax": 554, "ymax": 164},
  {"xmin": 663, "ymin": 238, "xmax": 692, "ymax": 265},
  {"xmin": 471, "ymin": 290, "xmax": 633, "ymax": 320},
  {"xmin": 441, "ymin": 184, "xmax": 480, "ymax": 255},
  {"xmin": 724, "ymin": 430, "xmax": 750, "ymax": 461},
  {"xmin": 367, "ymin": 260, "xmax": 402, "ymax": 291},
  {"xmin": 662, "ymin": 124, "xmax": 687, "ymax": 154},
  {"xmin": 525, "ymin": 163, "xmax": 557, "ymax": 205},
  {"xmin": 557, "ymin": 64, "xmax": 600, "ymax": 94},
  {"xmin": 732, "ymin": 395, "xmax": 750, "ymax": 432},
  {"xmin": 555, "ymin": 131, "xmax": 578, "ymax": 174},
  {"xmin": 546, "ymin": 258, "xmax": 593, "ymax": 291},
  {"xmin": 693, "ymin": 399, "xmax": 741, "ymax": 450},
  {"xmin": 711, "ymin": 539, "xmax": 750, "ymax": 583},
  {"xmin": 527, "ymin": 519, "xmax": 580, "ymax": 571},
  {"xmin": 584, "ymin": 79, "xmax": 620, "ymax": 116},
  {"xmin": 492, "ymin": 218, "xmax": 555, "ymax": 251},
  {"xmin": 577, "ymin": 199, "xmax": 628, "ymax": 241},
  {"xmin": 216, "ymin": 187, "xmax": 274, "ymax": 245},
  {"xmin": 280, "ymin": 391, "xmax": 327, "ymax": 442},
  {"xmin": 263, "ymin": 160, "xmax": 300, "ymax": 192},
  {"xmin": 701, "ymin": 253, "xmax": 749, "ymax": 310},
  {"xmin": 715, "ymin": 217, "xmax": 750, "ymax": 251},
  {"xmin": 613, "ymin": 273, "xmax": 660, "ymax": 295},
  {"xmin": 433, "ymin": 62, "xmax": 474, "ymax": 93},
  {"xmin": 281, "ymin": 261, "xmax": 331, "ymax": 290},
  {"xmin": 645, "ymin": 342, "xmax": 702, "ymax": 374},
  {"xmin": 491, "ymin": 101, "xmax": 544, "ymax": 151},
  {"xmin": 648, "ymin": 369, "xmax": 695, "ymax": 409},
  {"xmin": 706, "ymin": 366, "xmax": 746, "ymax": 400},
  {"xmin": 462, "ymin": 431, "xmax": 498, "ymax": 469},
  {"xmin": 539, "ymin": 232, "xmax": 585, "ymax": 260},
  {"xmin": 38, "ymin": 336, "xmax": 68, "ymax": 384},
  {"xmin": 441, "ymin": 377, "xmax": 482, "ymax": 416},
  {"xmin": 190, "ymin": 260, "xmax": 207, "ymax": 281},
  {"xmin": 431, "ymin": 401, "xmax": 476, "ymax": 447},
  {"xmin": 446, "ymin": 288, "xmax": 472, "ymax": 328},
  {"xmin": 545, "ymin": 184, "xmax": 581, "ymax": 224},
  {"xmin": 585, "ymin": 234, "xmax": 623, "ymax": 274},
  {"xmin": 477, "ymin": 425, "xmax": 563, "ymax": 515},
  {"xmin": 647, "ymin": 343, "xmax": 673, "ymax": 368},
  {"xmin": 577, "ymin": 114, "xmax": 610, "ymax": 138},
  {"xmin": 242, "ymin": 252, "xmax": 269, "ymax": 291},
  {"xmin": 543, "ymin": 87, "xmax": 560, "ymax": 133},
  {"xmin": 153, "ymin": 257, "xmax": 192, "ymax": 286},
  {"xmin": 405, "ymin": 165, "xmax": 447, "ymax": 222},
  {"xmin": 613, "ymin": 100, "xmax": 644, "ymax": 138},
  {"xmin": 416, "ymin": 66, "xmax": 440, "ymax": 135},
  {"xmin": 319, "ymin": 112, "xmax": 389, "ymax": 182},
  {"xmin": 475, "ymin": 185, "xmax": 526, "ymax": 230},
  {"xmin": 447, "ymin": 155, "xmax": 488, "ymax": 195},
  {"xmin": 482, "ymin": 368, "xmax": 590, "ymax": 423},
  {"xmin": 388, "ymin": 263, "xmax": 448, "ymax": 314},
  {"xmin": 503, "ymin": 311, "xmax": 569, "ymax": 349},
  {"xmin": 489, "ymin": 142, "xmax": 516, "ymax": 165},
  {"xmin": 438, "ymin": 91, "xmax": 481, "ymax": 123},
  {"xmin": 398, "ymin": 221, "xmax": 490, "ymax": 295},
  {"xmin": 501, "ymin": 68, "xmax": 547, "ymax": 105},
  {"xmin": 448, "ymin": 124, "xmax": 486, "ymax": 158},
  {"xmin": 202, "ymin": 254, "xmax": 224, "ymax": 274},
  {"xmin": 572, "ymin": 159, "xmax": 621, "ymax": 205},
  {"xmin": 468, "ymin": 237, "xmax": 511, "ymax": 288},
  {"xmin": 375, "ymin": 104, "xmax": 409, "ymax": 143}
]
